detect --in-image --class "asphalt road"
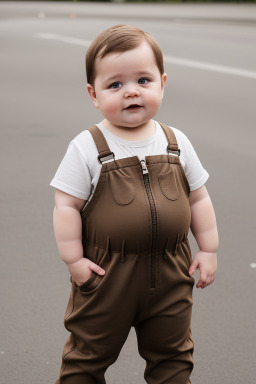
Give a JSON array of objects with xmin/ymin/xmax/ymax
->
[{"xmin": 0, "ymin": 2, "xmax": 256, "ymax": 384}]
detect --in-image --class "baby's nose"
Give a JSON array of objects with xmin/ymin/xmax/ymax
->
[{"xmin": 124, "ymin": 85, "xmax": 140, "ymax": 98}]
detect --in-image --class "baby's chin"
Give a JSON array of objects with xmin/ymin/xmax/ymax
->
[
  {"xmin": 116, "ymin": 121, "xmax": 151, "ymax": 130},
  {"xmin": 103, "ymin": 118, "xmax": 154, "ymax": 131},
  {"xmin": 119, "ymin": 117, "xmax": 154, "ymax": 128}
]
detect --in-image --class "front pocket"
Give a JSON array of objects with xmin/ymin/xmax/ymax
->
[
  {"xmin": 158, "ymin": 165, "xmax": 179, "ymax": 201},
  {"xmin": 109, "ymin": 169, "xmax": 135, "ymax": 205},
  {"xmin": 77, "ymin": 272, "xmax": 99, "ymax": 292}
]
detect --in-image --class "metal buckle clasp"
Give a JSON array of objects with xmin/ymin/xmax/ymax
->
[
  {"xmin": 98, "ymin": 152, "xmax": 115, "ymax": 164},
  {"xmin": 167, "ymin": 146, "xmax": 180, "ymax": 156}
]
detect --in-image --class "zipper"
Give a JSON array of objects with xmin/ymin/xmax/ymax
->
[
  {"xmin": 140, "ymin": 160, "xmax": 157, "ymax": 288},
  {"xmin": 140, "ymin": 159, "xmax": 148, "ymax": 175}
]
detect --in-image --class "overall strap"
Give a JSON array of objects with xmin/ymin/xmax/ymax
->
[
  {"xmin": 159, "ymin": 123, "xmax": 180, "ymax": 156},
  {"xmin": 88, "ymin": 125, "xmax": 115, "ymax": 164}
]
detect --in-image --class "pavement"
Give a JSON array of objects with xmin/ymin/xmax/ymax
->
[{"xmin": 0, "ymin": 2, "xmax": 256, "ymax": 384}]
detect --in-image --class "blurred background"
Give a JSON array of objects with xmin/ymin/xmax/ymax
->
[{"xmin": 0, "ymin": 1, "xmax": 256, "ymax": 384}]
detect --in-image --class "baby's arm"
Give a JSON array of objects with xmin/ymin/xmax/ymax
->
[
  {"xmin": 53, "ymin": 189, "xmax": 105, "ymax": 286},
  {"xmin": 189, "ymin": 185, "xmax": 218, "ymax": 289}
]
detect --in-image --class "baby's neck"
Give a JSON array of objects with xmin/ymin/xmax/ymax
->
[{"xmin": 102, "ymin": 119, "xmax": 156, "ymax": 141}]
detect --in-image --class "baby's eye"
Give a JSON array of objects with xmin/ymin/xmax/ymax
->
[
  {"xmin": 138, "ymin": 78, "xmax": 150, "ymax": 85},
  {"xmin": 109, "ymin": 81, "xmax": 122, "ymax": 89}
]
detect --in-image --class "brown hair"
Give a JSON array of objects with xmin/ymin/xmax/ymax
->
[{"xmin": 86, "ymin": 24, "xmax": 164, "ymax": 86}]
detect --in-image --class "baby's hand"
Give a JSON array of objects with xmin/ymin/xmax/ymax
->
[
  {"xmin": 67, "ymin": 257, "xmax": 105, "ymax": 286},
  {"xmin": 189, "ymin": 251, "xmax": 217, "ymax": 289}
]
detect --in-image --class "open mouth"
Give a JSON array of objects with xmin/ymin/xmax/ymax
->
[{"xmin": 125, "ymin": 104, "xmax": 142, "ymax": 110}]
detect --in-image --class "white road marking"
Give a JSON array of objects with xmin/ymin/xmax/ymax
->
[
  {"xmin": 250, "ymin": 263, "xmax": 256, "ymax": 268},
  {"xmin": 35, "ymin": 33, "xmax": 91, "ymax": 47},
  {"xmin": 163, "ymin": 56, "xmax": 256, "ymax": 80},
  {"xmin": 38, "ymin": 12, "xmax": 46, "ymax": 19},
  {"xmin": 35, "ymin": 33, "xmax": 256, "ymax": 80}
]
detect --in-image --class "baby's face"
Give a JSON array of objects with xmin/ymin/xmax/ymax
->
[{"xmin": 87, "ymin": 41, "xmax": 167, "ymax": 131}]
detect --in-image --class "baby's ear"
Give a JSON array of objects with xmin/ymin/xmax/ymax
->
[
  {"xmin": 161, "ymin": 73, "xmax": 167, "ymax": 90},
  {"xmin": 160, "ymin": 73, "xmax": 167, "ymax": 99},
  {"xmin": 87, "ymin": 84, "xmax": 99, "ymax": 109}
]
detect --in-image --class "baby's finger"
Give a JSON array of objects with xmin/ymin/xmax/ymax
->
[
  {"xmin": 88, "ymin": 261, "xmax": 105, "ymax": 275},
  {"xmin": 201, "ymin": 274, "xmax": 215, "ymax": 289},
  {"xmin": 200, "ymin": 276, "xmax": 211, "ymax": 289},
  {"xmin": 196, "ymin": 272, "xmax": 208, "ymax": 288},
  {"xmin": 189, "ymin": 261, "xmax": 198, "ymax": 277}
]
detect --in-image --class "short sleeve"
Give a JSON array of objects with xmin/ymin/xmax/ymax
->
[
  {"xmin": 50, "ymin": 140, "xmax": 92, "ymax": 200},
  {"xmin": 173, "ymin": 128, "xmax": 209, "ymax": 191}
]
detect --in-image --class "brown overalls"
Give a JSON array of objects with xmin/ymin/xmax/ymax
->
[{"xmin": 56, "ymin": 123, "xmax": 195, "ymax": 384}]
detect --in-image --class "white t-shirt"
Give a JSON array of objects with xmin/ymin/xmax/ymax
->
[{"xmin": 50, "ymin": 121, "xmax": 209, "ymax": 201}]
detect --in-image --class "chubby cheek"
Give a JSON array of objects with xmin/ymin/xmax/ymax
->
[
  {"xmin": 99, "ymin": 95, "xmax": 120, "ymax": 118},
  {"xmin": 145, "ymin": 93, "xmax": 162, "ymax": 114}
]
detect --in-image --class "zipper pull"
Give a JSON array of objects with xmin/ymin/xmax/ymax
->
[{"xmin": 140, "ymin": 159, "xmax": 148, "ymax": 174}]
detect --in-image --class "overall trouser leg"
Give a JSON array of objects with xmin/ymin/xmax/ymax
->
[
  {"xmin": 134, "ymin": 243, "xmax": 194, "ymax": 384},
  {"xmin": 55, "ymin": 252, "xmax": 147, "ymax": 384}
]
